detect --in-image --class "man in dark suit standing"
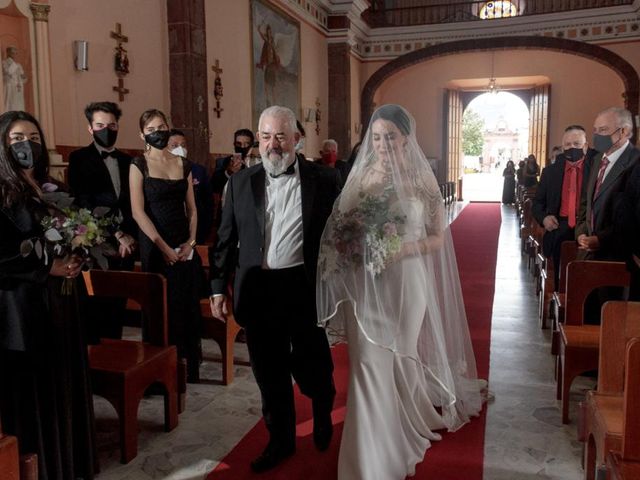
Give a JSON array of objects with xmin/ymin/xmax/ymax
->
[
  {"xmin": 68, "ymin": 101, "xmax": 137, "ymax": 342},
  {"xmin": 576, "ymin": 107, "xmax": 640, "ymax": 260},
  {"xmin": 209, "ymin": 106, "xmax": 340, "ymax": 472},
  {"xmin": 533, "ymin": 125, "xmax": 593, "ymax": 289},
  {"xmin": 575, "ymin": 107, "xmax": 640, "ymax": 322}
]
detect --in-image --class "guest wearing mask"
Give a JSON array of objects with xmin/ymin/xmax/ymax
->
[
  {"xmin": 319, "ymin": 139, "xmax": 348, "ymax": 184},
  {"xmin": 532, "ymin": 125, "xmax": 592, "ymax": 289},
  {"xmin": 130, "ymin": 109, "xmax": 203, "ymax": 382},
  {"xmin": 68, "ymin": 101, "xmax": 136, "ymax": 343},
  {"xmin": 211, "ymin": 128, "xmax": 253, "ymax": 195},
  {"xmin": 168, "ymin": 129, "xmax": 213, "ymax": 244},
  {"xmin": 0, "ymin": 110, "xmax": 96, "ymax": 479},
  {"xmin": 522, "ymin": 154, "xmax": 540, "ymax": 187},
  {"xmin": 576, "ymin": 107, "xmax": 640, "ymax": 323}
]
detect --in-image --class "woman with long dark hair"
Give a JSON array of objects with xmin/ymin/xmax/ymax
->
[
  {"xmin": 502, "ymin": 160, "xmax": 516, "ymax": 204},
  {"xmin": 0, "ymin": 111, "xmax": 96, "ymax": 479},
  {"xmin": 129, "ymin": 109, "xmax": 202, "ymax": 382}
]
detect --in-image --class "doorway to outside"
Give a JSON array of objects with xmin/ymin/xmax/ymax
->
[{"xmin": 462, "ymin": 91, "xmax": 529, "ymax": 202}]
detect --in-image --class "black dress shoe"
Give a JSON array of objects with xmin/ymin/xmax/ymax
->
[
  {"xmin": 313, "ymin": 415, "xmax": 333, "ymax": 451},
  {"xmin": 250, "ymin": 444, "xmax": 295, "ymax": 473}
]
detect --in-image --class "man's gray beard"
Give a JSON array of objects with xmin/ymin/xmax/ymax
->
[{"xmin": 262, "ymin": 151, "xmax": 293, "ymax": 176}]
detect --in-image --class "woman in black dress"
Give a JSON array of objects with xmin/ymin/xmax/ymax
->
[
  {"xmin": 129, "ymin": 109, "xmax": 202, "ymax": 382},
  {"xmin": 502, "ymin": 160, "xmax": 516, "ymax": 204},
  {"xmin": 0, "ymin": 111, "xmax": 96, "ymax": 479},
  {"xmin": 522, "ymin": 154, "xmax": 540, "ymax": 187}
]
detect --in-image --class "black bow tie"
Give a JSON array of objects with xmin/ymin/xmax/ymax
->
[
  {"xmin": 100, "ymin": 150, "xmax": 115, "ymax": 159},
  {"xmin": 269, "ymin": 162, "xmax": 296, "ymax": 178}
]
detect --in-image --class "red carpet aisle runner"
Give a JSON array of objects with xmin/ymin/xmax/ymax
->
[{"xmin": 209, "ymin": 203, "xmax": 501, "ymax": 480}]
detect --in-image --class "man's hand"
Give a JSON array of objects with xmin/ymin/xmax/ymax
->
[
  {"xmin": 577, "ymin": 234, "xmax": 600, "ymax": 251},
  {"xmin": 542, "ymin": 215, "xmax": 559, "ymax": 231},
  {"xmin": 210, "ymin": 294, "xmax": 228, "ymax": 321}
]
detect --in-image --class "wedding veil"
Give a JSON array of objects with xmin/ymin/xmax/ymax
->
[{"xmin": 316, "ymin": 104, "xmax": 481, "ymax": 430}]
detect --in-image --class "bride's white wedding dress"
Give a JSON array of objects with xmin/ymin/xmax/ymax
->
[
  {"xmin": 338, "ymin": 198, "xmax": 448, "ymax": 480},
  {"xmin": 317, "ymin": 104, "xmax": 482, "ymax": 480}
]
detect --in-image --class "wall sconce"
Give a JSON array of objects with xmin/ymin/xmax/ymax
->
[
  {"xmin": 73, "ymin": 40, "xmax": 89, "ymax": 71},
  {"xmin": 304, "ymin": 107, "xmax": 315, "ymax": 123}
]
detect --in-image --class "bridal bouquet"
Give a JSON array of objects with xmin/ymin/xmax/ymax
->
[
  {"xmin": 321, "ymin": 190, "xmax": 405, "ymax": 277},
  {"xmin": 41, "ymin": 206, "xmax": 120, "ymax": 294}
]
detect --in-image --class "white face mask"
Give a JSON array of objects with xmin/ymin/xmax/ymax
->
[
  {"xmin": 171, "ymin": 146, "xmax": 188, "ymax": 158},
  {"xmin": 295, "ymin": 137, "xmax": 305, "ymax": 153}
]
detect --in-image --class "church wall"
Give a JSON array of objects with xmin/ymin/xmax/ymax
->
[
  {"xmin": 366, "ymin": 49, "xmax": 623, "ymax": 163},
  {"xmin": 205, "ymin": 0, "xmax": 328, "ymax": 158},
  {"xmin": 48, "ymin": 0, "xmax": 170, "ymax": 150}
]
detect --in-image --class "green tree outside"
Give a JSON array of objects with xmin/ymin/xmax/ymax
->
[{"xmin": 462, "ymin": 109, "xmax": 485, "ymax": 156}]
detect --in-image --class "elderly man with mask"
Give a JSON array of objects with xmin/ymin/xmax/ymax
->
[
  {"xmin": 533, "ymin": 125, "xmax": 594, "ymax": 289},
  {"xmin": 575, "ymin": 107, "xmax": 640, "ymax": 323},
  {"xmin": 209, "ymin": 105, "xmax": 340, "ymax": 472}
]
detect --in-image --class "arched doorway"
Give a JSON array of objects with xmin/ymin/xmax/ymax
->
[
  {"xmin": 361, "ymin": 36, "xmax": 638, "ymax": 185},
  {"xmin": 462, "ymin": 91, "xmax": 529, "ymax": 201}
]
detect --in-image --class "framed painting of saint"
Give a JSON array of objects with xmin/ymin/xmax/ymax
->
[{"xmin": 251, "ymin": 0, "xmax": 300, "ymax": 129}]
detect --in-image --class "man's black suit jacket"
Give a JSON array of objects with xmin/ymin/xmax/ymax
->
[
  {"xmin": 575, "ymin": 143, "xmax": 640, "ymax": 260},
  {"xmin": 210, "ymin": 159, "xmax": 341, "ymax": 326},
  {"xmin": 532, "ymin": 151, "xmax": 595, "ymax": 228},
  {"xmin": 68, "ymin": 143, "xmax": 136, "ymax": 236}
]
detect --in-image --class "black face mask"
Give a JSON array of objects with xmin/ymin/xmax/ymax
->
[
  {"xmin": 144, "ymin": 130, "xmax": 171, "ymax": 150},
  {"xmin": 593, "ymin": 128, "xmax": 621, "ymax": 154},
  {"xmin": 10, "ymin": 140, "xmax": 43, "ymax": 169},
  {"xmin": 563, "ymin": 148, "xmax": 585, "ymax": 162},
  {"xmin": 93, "ymin": 127, "xmax": 118, "ymax": 149},
  {"xmin": 234, "ymin": 145, "xmax": 251, "ymax": 159}
]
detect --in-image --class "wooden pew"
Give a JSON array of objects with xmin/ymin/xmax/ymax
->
[
  {"xmin": 605, "ymin": 337, "xmax": 640, "ymax": 480},
  {"xmin": 83, "ymin": 270, "xmax": 179, "ymax": 464},
  {"xmin": 0, "ymin": 425, "xmax": 37, "ymax": 480},
  {"xmin": 550, "ymin": 241, "xmax": 579, "ymax": 354},
  {"xmin": 580, "ymin": 302, "xmax": 640, "ymax": 480},
  {"xmin": 557, "ymin": 261, "xmax": 630, "ymax": 424},
  {"xmin": 196, "ymin": 245, "xmax": 243, "ymax": 385},
  {"xmin": 0, "ymin": 432, "xmax": 19, "ymax": 480}
]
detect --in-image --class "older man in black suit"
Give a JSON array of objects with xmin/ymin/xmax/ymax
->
[
  {"xmin": 68, "ymin": 101, "xmax": 137, "ymax": 342},
  {"xmin": 209, "ymin": 106, "xmax": 340, "ymax": 472},
  {"xmin": 576, "ymin": 107, "xmax": 640, "ymax": 260},
  {"xmin": 533, "ymin": 125, "xmax": 593, "ymax": 289},
  {"xmin": 576, "ymin": 106, "xmax": 640, "ymax": 322},
  {"xmin": 616, "ymin": 161, "xmax": 640, "ymax": 300}
]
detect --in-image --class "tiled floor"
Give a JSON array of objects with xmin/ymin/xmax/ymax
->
[{"xmin": 95, "ymin": 203, "xmax": 589, "ymax": 480}]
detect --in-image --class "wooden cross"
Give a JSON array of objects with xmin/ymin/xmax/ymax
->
[
  {"xmin": 110, "ymin": 23, "xmax": 128, "ymax": 44},
  {"xmin": 113, "ymin": 78, "xmax": 130, "ymax": 101},
  {"xmin": 211, "ymin": 59, "xmax": 223, "ymax": 76},
  {"xmin": 212, "ymin": 59, "xmax": 224, "ymax": 118}
]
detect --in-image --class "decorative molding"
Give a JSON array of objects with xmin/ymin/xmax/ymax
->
[
  {"xmin": 29, "ymin": 2, "xmax": 50, "ymax": 22},
  {"xmin": 360, "ymin": 36, "xmax": 640, "ymax": 128},
  {"xmin": 353, "ymin": 3, "xmax": 640, "ymax": 60},
  {"xmin": 278, "ymin": 0, "xmax": 330, "ymax": 30}
]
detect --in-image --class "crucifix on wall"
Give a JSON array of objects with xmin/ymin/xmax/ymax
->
[
  {"xmin": 110, "ymin": 22, "xmax": 130, "ymax": 100},
  {"xmin": 212, "ymin": 59, "xmax": 224, "ymax": 118}
]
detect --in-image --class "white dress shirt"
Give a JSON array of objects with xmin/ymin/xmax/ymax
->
[
  {"xmin": 95, "ymin": 143, "xmax": 121, "ymax": 198},
  {"xmin": 601, "ymin": 139, "xmax": 629, "ymax": 182},
  {"xmin": 263, "ymin": 161, "xmax": 304, "ymax": 269}
]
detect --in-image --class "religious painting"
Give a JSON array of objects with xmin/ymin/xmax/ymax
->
[{"xmin": 251, "ymin": 0, "xmax": 300, "ymax": 129}]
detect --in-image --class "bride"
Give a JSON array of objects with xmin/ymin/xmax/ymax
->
[{"xmin": 317, "ymin": 104, "xmax": 483, "ymax": 479}]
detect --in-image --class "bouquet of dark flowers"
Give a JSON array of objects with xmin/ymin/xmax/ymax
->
[
  {"xmin": 321, "ymin": 188, "xmax": 406, "ymax": 278},
  {"xmin": 41, "ymin": 204, "xmax": 120, "ymax": 294}
]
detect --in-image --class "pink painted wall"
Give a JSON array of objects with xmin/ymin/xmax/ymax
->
[
  {"xmin": 205, "ymin": 0, "xmax": 328, "ymax": 156},
  {"xmin": 358, "ymin": 49, "xmax": 624, "ymax": 162},
  {"xmin": 48, "ymin": 0, "xmax": 170, "ymax": 149}
]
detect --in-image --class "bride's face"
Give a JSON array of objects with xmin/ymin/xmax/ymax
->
[{"xmin": 371, "ymin": 119, "xmax": 405, "ymax": 165}]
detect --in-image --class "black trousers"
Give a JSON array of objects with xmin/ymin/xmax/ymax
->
[
  {"xmin": 542, "ymin": 218, "xmax": 574, "ymax": 291},
  {"xmin": 243, "ymin": 266, "xmax": 335, "ymax": 449}
]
